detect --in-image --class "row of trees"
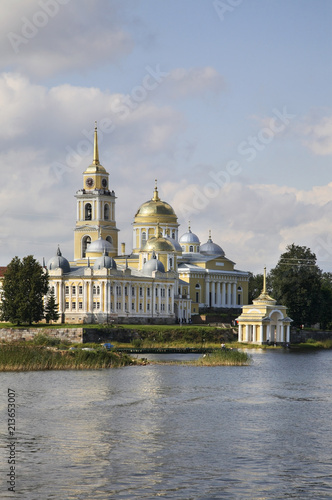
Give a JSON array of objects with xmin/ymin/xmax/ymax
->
[
  {"xmin": 249, "ymin": 244, "xmax": 332, "ymax": 328},
  {"xmin": 0, "ymin": 256, "xmax": 59, "ymax": 325}
]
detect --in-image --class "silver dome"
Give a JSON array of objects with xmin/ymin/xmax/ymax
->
[
  {"xmin": 200, "ymin": 237, "xmax": 225, "ymax": 257},
  {"xmin": 47, "ymin": 247, "xmax": 71, "ymax": 273},
  {"xmin": 179, "ymin": 229, "xmax": 200, "ymax": 244},
  {"xmin": 143, "ymin": 252, "xmax": 165, "ymax": 276},
  {"xmin": 87, "ymin": 237, "xmax": 113, "ymax": 254},
  {"xmin": 165, "ymin": 236, "xmax": 182, "ymax": 252},
  {"xmin": 94, "ymin": 253, "xmax": 117, "ymax": 270}
]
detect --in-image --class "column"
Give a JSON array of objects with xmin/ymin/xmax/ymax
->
[
  {"xmin": 253, "ymin": 324, "xmax": 257, "ymax": 343},
  {"xmin": 205, "ymin": 281, "xmax": 210, "ymax": 307},
  {"xmin": 238, "ymin": 324, "xmax": 242, "ymax": 342},
  {"xmin": 227, "ymin": 283, "xmax": 232, "ymax": 306},
  {"xmin": 216, "ymin": 282, "xmax": 221, "ymax": 306},
  {"xmin": 267, "ymin": 324, "xmax": 271, "ymax": 342},
  {"xmin": 259, "ymin": 324, "xmax": 264, "ymax": 344},
  {"xmin": 232, "ymin": 283, "xmax": 237, "ymax": 307},
  {"xmin": 245, "ymin": 325, "xmax": 249, "ymax": 342},
  {"xmin": 211, "ymin": 282, "xmax": 215, "ymax": 307},
  {"xmin": 221, "ymin": 282, "xmax": 226, "ymax": 306},
  {"xmin": 286, "ymin": 325, "xmax": 290, "ymax": 343}
]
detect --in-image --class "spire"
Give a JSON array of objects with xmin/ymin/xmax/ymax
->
[
  {"xmin": 208, "ymin": 229, "xmax": 212, "ymax": 241},
  {"xmin": 93, "ymin": 121, "xmax": 99, "ymax": 165},
  {"xmin": 263, "ymin": 266, "xmax": 267, "ymax": 294},
  {"xmin": 152, "ymin": 179, "xmax": 160, "ymax": 201},
  {"xmin": 188, "ymin": 220, "xmax": 191, "ymax": 232}
]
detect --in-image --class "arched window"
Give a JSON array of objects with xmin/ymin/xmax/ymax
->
[
  {"xmin": 85, "ymin": 203, "xmax": 92, "ymax": 220},
  {"xmin": 104, "ymin": 204, "xmax": 110, "ymax": 220},
  {"xmin": 106, "ymin": 236, "xmax": 113, "ymax": 245},
  {"xmin": 169, "ymin": 257, "xmax": 173, "ymax": 268},
  {"xmin": 82, "ymin": 236, "xmax": 91, "ymax": 257},
  {"xmin": 189, "ymin": 245, "xmax": 193, "ymax": 252},
  {"xmin": 172, "ymin": 231, "xmax": 175, "ymax": 239},
  {"xmin": 141, "ymin": 231, "xmax": 147, "ymax": 246}
]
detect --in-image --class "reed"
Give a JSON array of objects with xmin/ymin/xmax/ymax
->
[
  {"xmin": 192, "ymin": 349, "xmax": 251, "ymax": 366},
  {"xmin": 0, "ymin": 344, "xmax": 133, "ymax": 371}
]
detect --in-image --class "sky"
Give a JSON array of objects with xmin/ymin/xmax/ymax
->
[{"xmin": 0, "ymin": 0, "xmax": 331, "ymax": 274}]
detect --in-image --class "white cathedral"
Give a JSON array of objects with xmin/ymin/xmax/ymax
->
[{"xmin": 46, "ymin": 124, "xmax": 249, "ymax": 324}]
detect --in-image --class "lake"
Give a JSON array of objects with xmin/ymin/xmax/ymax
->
[{"xmin": 0, "ymin": 349, "xmax": 332, "ymax": 499}]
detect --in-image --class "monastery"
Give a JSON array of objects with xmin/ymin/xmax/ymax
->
[{"xmin": 46, "ymin": 124, "xmax": 250, "ymax": 324}]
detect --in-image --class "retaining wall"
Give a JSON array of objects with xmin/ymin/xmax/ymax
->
[{"xmin": 0, "ymin": 327, "xmax": 83, "ymax": 343}]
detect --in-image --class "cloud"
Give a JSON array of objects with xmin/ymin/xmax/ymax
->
[
  {"xmin": 1, "ymin": 0, "xmax": 134, "ymax": 78},
  {"xmin": 163, "ymin": 179, "xmax": 332, "ymax": 273},
  {"xmin": 300, "ymin": 113, "xmax": 332, "ymax": 156}
]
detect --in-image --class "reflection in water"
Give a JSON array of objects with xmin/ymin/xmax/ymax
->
[{"xmin": 0, "ymin": 350, "xmax": 331, "ymax": 499}]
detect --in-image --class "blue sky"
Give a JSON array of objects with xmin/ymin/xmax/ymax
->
[{"xmin": 0, "ymin": 0, "xmax": 331, "ymax": 273}]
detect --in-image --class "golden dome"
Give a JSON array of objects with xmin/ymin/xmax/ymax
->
[
  {"xmin": 143, "ymin": 237, "xmax": 176, "ymax": 252},
  {"xmin": 135, "ymin": 182, "xmax": 177, "ymax": 222}
]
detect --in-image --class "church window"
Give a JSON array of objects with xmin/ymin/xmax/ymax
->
[
  {"xmin": 72, "ymin": 302, "xmax": 76, "ymax": 309},
  {"xmin": 189, "ymin": 245, "xmax": 193, "ymax": 252},
  {"xmin": 85, "ymin": 203, "xmax": 92, "ymax": 220},
  {"xmin": 97, "ymin": 302, "xmax": 100, "ymax": 309},
  {"xmin": 169, "ymin": 257, "xmax": 173, "ymax": 268},
  {"xmin": 106, "ymin": 236, "xmax": 113, "ymax": 245},
  {"xmin": 110, "ymin": 286, "xmax": 113, "ymax": 295},
  {"xmin": 82, "ymin": 236, "xmax": 91, "ymax": 258},
  {"xmin": 72, "ymin": 286, "xmax": 76, "ymax": 295},
  {"xmin": 172, "ymin": 231, "xmax": 175, "ymax": 239},
  {"xmin": 139, "ymin": 303, "xmax": 142, "ymax": 311},
  {"xmin": 147, "ymin": 303, "xmax": 150, "ymax": 311},
  {"xmin": 147, "ymin": 288, "xmax": 150, "ymax": 297},
  {"xmin": 142, "ymin": 231, "xmax": 147, "ymax": 246},
  {"xmin": 65, "ymin": 302, "xmax": 69, "ymax": 309},
  {"xmin": 93, "ymin": 302, "xmax": 96, "ymax": 309},
  {"xmin": 79, "ymin": 285, "xmax": 83, "ymax": 295},
  {"xmin": 65, "ymin": 286, "xmax": 69, "ymax": 295},
  {"xmin": 93, "ymin": 285, "xmax": 96, "ymax": 295},
  {"xmin": 155, "ymin": 288, "xmax": 158, "ymax": 297},
  {"xmin": 196, "ymin": 292, "xmax": 199, "ymax": 302},
  {"xmin": 238, "ymin": 294, "xmax": 241, "ymax": 306},
  {"xmin": 131, "ymin": 287, "xmax": 135, "ymax": 296},
  {"xmin": 116, "ymin": 285, "xmax": 122, "ymax": 296},
  {"xmin": 79, "ymin": 302, "xmax": 83, "ymax": 310},
  {"xmin": 139, "ymin": 287, "xmax": 143, "ymax": 297},
  {"xmin": 96, "ymin": 286, "xmax": 100, "ymax": 295},
  {"xmin": 104, "ymin": 204, "xmax": 110, "ymax": 220},
  {"xmin": 132, "ymin": 302, "xmax": 135, "ymax": 311}
]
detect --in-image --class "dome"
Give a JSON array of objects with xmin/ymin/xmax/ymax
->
[
  {"xmin": 47, "ymin": 247, "xmax": 71, "ymax": 273},
  {"xmin": 179, "ymin": 228, "xmax": 200, "ymax": 244},
  {"xmin": 200, "ymin": 235, "xmax": 225, "ymax": 257},
  {"xmin": 93, "ymin": 253, "xmax": 117, "ymax": 270},
  {"xmin": 87, "ymin": 237, "xmax": 113, "ymax": 254},
  {"xmin": 134, "ymin": 184, "xmax": 177, "ymax": 221},
  {"xmin": 143, "ymin": 236, "xmax": 176, "ymax": 253},
  {"xmin": 143, "ymin": 252, "xmax": 165, "ymax": 276},
  {"xmin": 165, "ymin": 236, "xmax": 182, "ymax": 252}
]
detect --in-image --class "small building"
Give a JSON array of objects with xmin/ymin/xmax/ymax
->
[{"xmin": 237, "ymin": 268, "xmax": 292, "ymax": 344}]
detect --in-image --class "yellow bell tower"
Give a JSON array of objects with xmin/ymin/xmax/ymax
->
[{"xmin": 74, "ymin": 122, "xmax": 119, "ymax": 261}]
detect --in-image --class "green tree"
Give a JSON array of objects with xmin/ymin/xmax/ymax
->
[
  {"xmin": 269, "ymin": 244, "xmax": 322, "ymax": 327},
  {"xmin": 1, "ymin": 255, "xmax": 49, "ymax": 325},
  {"xmin": 44, "ymin": 288, "xmax": 59, "ymax": 323},
  {"xmin": 319, "ymin": 272, "xmax": 332, "ymax": 330}
]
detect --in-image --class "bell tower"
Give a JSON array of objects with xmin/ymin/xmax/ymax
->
[{"xmin": 74, "ymin": 122, "xmax": 119, "ymax": 261}]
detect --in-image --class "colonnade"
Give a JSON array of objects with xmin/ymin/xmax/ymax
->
[
  {"xmin": 205, "ymin": 281, "xmax": 240, "ymax": 308},
  {"xmin": 238, "ymin": 322, "xmax": 291, "ymax": 344}
]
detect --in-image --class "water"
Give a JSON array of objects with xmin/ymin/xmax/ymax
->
[{"xmin": 1, "ymin": 349, "xmax": 332, "ymax": 499}]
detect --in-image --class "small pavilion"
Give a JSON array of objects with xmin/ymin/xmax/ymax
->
[{"xmin": 237, "ymin": 268, "xmax": 292, "ymax": 344}]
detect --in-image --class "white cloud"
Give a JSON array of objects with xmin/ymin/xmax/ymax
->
[
  {"xmin": 1, "ymin": 0, "xmax": 134, "ymax": 78},
  {"xmin": 300, "ymin": 113, "xmax": 332, "ymax": 156}
]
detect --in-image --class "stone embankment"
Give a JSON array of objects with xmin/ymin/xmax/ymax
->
[{"xmin": 0, "ymin": 327, "xmax": 83, "ymax": 343}]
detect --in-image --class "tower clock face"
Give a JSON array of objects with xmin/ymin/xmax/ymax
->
[
  {"xmin": 86, "ymin": 177, "xmax": 94, "ymax": 188},
  {"xmin": 102, "ymin": 178, "xmax": 107, "ymax": 188}
]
